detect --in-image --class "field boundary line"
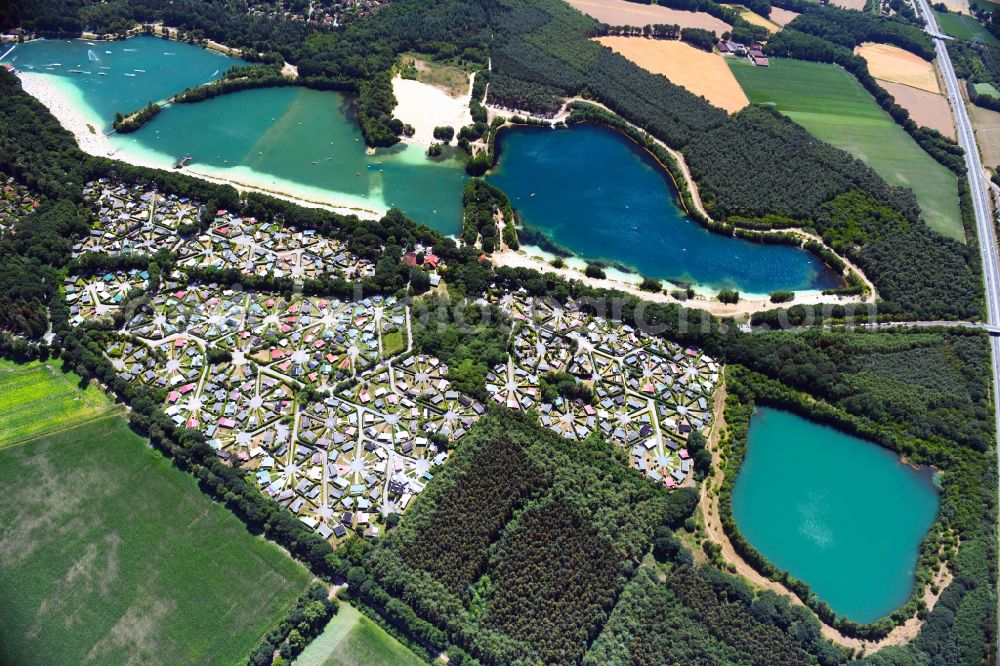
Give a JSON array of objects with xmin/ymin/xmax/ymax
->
[{"xmin": 0, "ymin": 407, "xmax": 124, "ymax": 453}]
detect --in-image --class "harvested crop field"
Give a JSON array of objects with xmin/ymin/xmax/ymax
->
[
  {"xmin": 770, "ymin": 6, "xmax": 801, "ymax": 26},
  {"xmin": 566, "ymin": 0, "xmax": 732, "ymax": 31},
  {"xmin": 830, "ymin": 0, "xmax": 867, "ymax": 9},
  {"xmin": 855, "ymin": 42, "xmax": 941, "ymax": 93},
  {"xmin": 880, "ymin": 81, "xmax": 955, "ymax": 138},
  {"xmin": 969, "ymin": 101, "xmax": 1000, "ymax": 168},
  {"xmin": 942, "ymin": 0, "xmax": 972, "ymax": 13},
  {"xmin": 722, "ymin": 4, "xmax": 782, "ymax": 31},
  {"xmin": 0, "ymin": 414, "xmax": 313, "ymax": 666},
  {"xmin": 598, "ymin": 37, "xmax": 749, "ymax": 113}
]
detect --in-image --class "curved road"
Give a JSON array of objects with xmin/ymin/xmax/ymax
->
[{"xmin": 913, "ymin": 0, "xmax": 1000, "ymax": 659}]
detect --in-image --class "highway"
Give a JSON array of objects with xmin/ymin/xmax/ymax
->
[{"xmin": 912, "ymin": 0, "xmax": 1000, "ymax": 659}]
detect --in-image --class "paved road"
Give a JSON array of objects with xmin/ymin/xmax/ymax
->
[{"xmin": 913, "ymin": 0, "xmax": 1000, "ymax": 659}]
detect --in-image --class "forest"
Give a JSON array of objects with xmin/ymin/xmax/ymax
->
[
  {"xmin": 683, "ymin": 107, "xmax": 980, "ymax": 320},
  {"xmin": 584, "ymin": 566, "xmax": 846, "ymax": 665},
  {"xmin": 364, "ymin": 411, "xmax": 692, "ymax": 665}
]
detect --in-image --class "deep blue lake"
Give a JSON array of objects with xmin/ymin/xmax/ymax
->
[{"xmin": 488, "ymin": 124, "xmax": 843, "ymax": 293}]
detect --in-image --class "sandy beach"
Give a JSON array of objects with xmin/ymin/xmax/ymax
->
[
  {"xmin": 17, "ymin": 71, "xmax": 117, "ymax": 157},
  {"xmin": 16, "ymin": 70, "xmax": 384, "ymax": 220},
  {"xmin": 391, "ymin": 75, "xmax": 473, "ymax": 145},
  {"xmin": 491, "ymin": 245, "xmax": 865, "ymax": 318}
]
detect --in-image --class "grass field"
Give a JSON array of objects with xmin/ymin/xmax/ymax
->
[
  {"xmin": 294, "ymin": 602, "xmax": 427, "ymax": 666},
  {"xmin": 0, "ymin": 358, "xmax": 114, "ymax": 449},
  {"xmin": 729, "ymin": 57, "xmax": 965, "ymax": 242},
  {"xmin": 974, "ymin": 82, "xmax": 1000, "ymax": 98},
  {"xmin": 0, "ymin": 414, "xmax": 313, "ymax": 665},
  {"xmin": 399, "ymin": 52, "xmax": 470, "ymax": 97},
  {"xmin": 935, "ymin": 10, "xmax": 1000, "ymax": 46}
]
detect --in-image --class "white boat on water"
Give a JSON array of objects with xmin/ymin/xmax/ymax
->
[
  {"xmin": 134, "ymin": 69, "xmax": 145, "ymax": 73},
  {"xmin": 124, "ymin": 73, "xmax": 136, "ymax": 77}
]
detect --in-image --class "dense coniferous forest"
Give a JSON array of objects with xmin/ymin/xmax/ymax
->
[{"xmin": 783, "ymin": 5, "xmax": 933, "ymax": 59}]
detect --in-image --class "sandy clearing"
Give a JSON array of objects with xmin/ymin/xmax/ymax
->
[
  {"xmin": 722, "ymin": 4, "xmax": 782, "ymax": 31},
  {"xmin": 566, "ymin": 0, "xmax": 732, "ymax": 31},
  {"xmin": 598, "ymin": 37, "xmax": 749, "ymax": 113},
  {"xmin": 855, "ymin": 42, "xmax": 941, "ymax": 93},
  {"xmin": 769, "ymin": 6, "xmax": 801, "ymax": 26},
  {"xmin": 391, "ymin": 76, "xmax": 473, "ymax": 145},
  {"xmin": 880, "ymin": 81, "xmax": 955, "ymax": 138}
]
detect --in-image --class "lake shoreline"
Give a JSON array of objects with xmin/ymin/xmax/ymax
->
[{"xmin": 15, "ymin": 67, "xmax": 385, "ymax": 221}]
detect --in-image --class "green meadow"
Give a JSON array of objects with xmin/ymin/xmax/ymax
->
[
  {"xmin": 294, "ymin": 602, "xmax": 428, "ymax": 666},
  {"xmin": 935, "ymin": 10, "xmax": 1000, "ymax": 46},
  {"xmin": 729, "ymin": 57, "xmax": 964, "ymax": 242},
  {"xmin": 0, "ymin": 414, "xmax": 313, "ymax": 665},
  {"xmin": 0, "ymin": 358, "xmax": 114, "ymax": 449}
]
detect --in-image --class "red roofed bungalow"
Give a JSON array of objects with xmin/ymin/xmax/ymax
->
[
  {"xmin": 424, "ymin": 254, "xmax": 440, "ymax": 268},
  {"xmin": 402, "ymin": 252, "xmax": 418, "ymax": 267}
]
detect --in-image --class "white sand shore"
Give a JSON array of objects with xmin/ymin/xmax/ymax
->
[
  {"xmin": 17, "ymin": 72, "xmax": 117, "ymax": 157},
  {"xmin": 16, "ymin": 70, "xmax": 383, "ymax": 220},
  {"xmin": 392, "ymin": 75, "xmax": 473, "ymax": 145},
  {"xmin": 492, "ymin": 246, "xmax": 866, "ymax": 318}
]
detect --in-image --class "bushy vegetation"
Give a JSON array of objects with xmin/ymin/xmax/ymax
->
[
  {"xmin": 247, "ymin": 583, "xmax": 338, "ymax": 665},
  {"xmin": 461, "ymin": 178, "xmax": 518, "ymax": 252}
]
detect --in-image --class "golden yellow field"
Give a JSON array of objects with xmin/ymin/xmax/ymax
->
[
  {"xmin": 722, "ymin": 4, "xmax": 782, "ymax": 32},
  {"xmin": 598, "ymin": 37, "xmax": 749, "ymax": 113},
  {"xmin": 855, "ymin": 42, "xmax": 941, "ymax": 93},
  {"xmin": 567, "ymin": 0, "xmax": 732, "ymax": 31},
  {"xmin": 880, "ymin": 81, "xmax": 954, "ymax": 138}
]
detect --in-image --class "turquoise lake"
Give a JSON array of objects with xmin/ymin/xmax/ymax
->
[
  {"xmin": 10, "ymin": 39, "xmax": 841, "ymax": 290},
  {"xmin": 6, "ymin": 35, "xmax": 247, "ymax": 129},
  {"xmin": 732, "ymin": 407, "xmax": 939, "ymax": 623},
  {"xmin": 488, "ymin": 125, "xmax": 842, "ymax": 293}
]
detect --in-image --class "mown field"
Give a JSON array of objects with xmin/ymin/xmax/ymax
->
[
  {"xmin": 0, "ymin": 358, "xmax": 114, "ymax": 449},
  {"xmin": 728, "ymin": 57, "xmax": 964, "ymax": 242},
  {"xmin": 0, "ymin": 414, "xmax": 313, "ymax": 666},
  {"xmin": 935, "ymin": 10, "xmax": 1000, "ymax": 46},
  {"xmin": 294, "ymin": 602, "xmax": 427, "ymax": 666}
]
